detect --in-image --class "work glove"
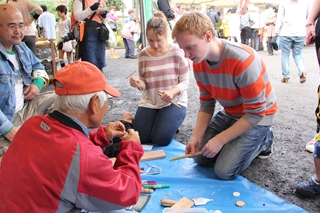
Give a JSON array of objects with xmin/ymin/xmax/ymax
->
[
  {"xmin": 90, "ymin": 2, "xmax": 99, "ymax": 11},
  {"xmin": 101, "ymin": 12, "xmax": 107, "ymax": 18}
]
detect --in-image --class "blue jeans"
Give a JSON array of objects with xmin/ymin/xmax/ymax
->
[
  {"xmin": 82, "ymin": 29, "xmax": 106, "ymax": 70},
  {"xmin": 194, "ymin": 112, "xmax": 274, "ymax": 180},
  {"xmin": 251, "ymin": 28, "xmax": 259, "ymax": 51},
  {"xmin": 123, "ymin": 38, "xmax": 135, "ymax": 57},
  {"xmin": 281, "ymin": 36, "xmax": 305, "ymax": 78},
  {"xmin": 276, "ymin": 35, "xmax": 282, "ymax": 50},
  {"xmin": 133, "ymin": 105, "xmax": 186, "ymax": 146}
]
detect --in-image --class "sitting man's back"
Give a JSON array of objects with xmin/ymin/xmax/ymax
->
[{"xmin": 0, "ymin": 61, "xmax": 144, "ymax": 212}]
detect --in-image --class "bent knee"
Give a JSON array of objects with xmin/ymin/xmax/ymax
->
[
  {"xmin": 214, "ymin": 167, "xmax": 238, "ymax": 180},
  {"xmin": 152, "ymin": 138, "xmax": 171, "ymax": 146}
]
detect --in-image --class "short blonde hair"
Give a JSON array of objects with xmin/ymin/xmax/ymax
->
[{"xmin": 172, "ymin": 11, "xmax": 215, "ymax": 40}]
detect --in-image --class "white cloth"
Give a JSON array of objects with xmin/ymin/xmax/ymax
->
[
  {"xmin": 229, "ymin": 13, "xmax": 240, "ymax": 37},
  {"xmin": 103, "ymin": 19, "xmax": 117, "ymax": 48},
  {"xmin": 38, "ymin": 11, "xmax": 56, "ymax": 39},
  {"xmin": 275, "ymin": 0, "xmax": 312, "ymax": 36},
  {"xmin": 7, "ymin": 53, "xmax": 24, "ymax": 113}
]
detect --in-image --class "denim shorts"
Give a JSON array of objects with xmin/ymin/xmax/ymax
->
[{"xmin": 313, "ymin": 140, "xmax": 320, "ymax": 158}]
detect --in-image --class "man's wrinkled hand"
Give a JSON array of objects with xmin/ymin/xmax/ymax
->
[
  {"xmin": 24, "ymin": 84, "xmax": 40, "ymax": 100},
  {"xmin": 104, "ymin": 121, "xmax": 126, "ymax": 140},
  {"xmin": 122, "ymin": 129, "xmax": 140, "ymax": 143}
]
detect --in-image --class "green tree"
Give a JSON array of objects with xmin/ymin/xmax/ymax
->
[{"xmin": 105, "ymin": 0, "xmax": 126, "ymax": 11}]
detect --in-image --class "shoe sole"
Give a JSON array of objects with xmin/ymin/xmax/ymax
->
[
  {"xmin": 300, "ymin": 72, "xmax": 307, "ymax": 83},
  {"xmin": 257, "ymin": 144, "xmax": 274, "ymax": 159},
  {"xmin": 257, "ymin": 152, "xmax": 273, "ymax": 159}
]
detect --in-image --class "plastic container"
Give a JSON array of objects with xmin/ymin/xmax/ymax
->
[{"xmin": 162, "ymin": 208, "xmax": 208, "ymax": 213}]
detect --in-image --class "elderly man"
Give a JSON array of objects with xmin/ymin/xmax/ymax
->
[
  {"xmin": 0, "ymin": 61, "xmax": 143, "ymax": 212},
  {"xmin": 7, "ymin": 0, "xmax": 43, "ymax": 53},
  {"xmin": 0, "ymin": 4, "xmax": 52, "ymax": 147}
]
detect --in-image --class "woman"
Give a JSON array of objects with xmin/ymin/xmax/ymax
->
[
  {"xmin": 73, "ymin": 0, "xmax": 107, "ymax": 71},
  {"xmin": 107, "ymin": 6, "xmax": 120, "ymax": 59},
  {"xmin": 129, "ymin": 11, "xmax": 189, "ymax": 146},
  {"xmin": 265, "ymin": 5, "xmax": 278, "ymax": 55}
]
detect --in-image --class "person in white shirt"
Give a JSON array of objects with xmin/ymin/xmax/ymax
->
[
  {"xmin": 38, "ymin": 4, "xmax": 56, "ymax": 39},
  {"xmin": 275, "ymin": 0, "xmax": 311, "ymax": 84}
]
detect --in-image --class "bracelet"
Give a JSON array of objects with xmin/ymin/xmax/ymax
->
[
  {"xmin": 3, "ymin": 125, "xmax": 14, "ymax": 136},
  {"xmin": 305, "ymin": 22, "xmax": 315, "ymax": 27}
]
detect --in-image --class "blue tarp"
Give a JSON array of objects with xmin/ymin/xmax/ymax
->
[{"xmin": 139, "ymin": 140, "xmax": 307, "ymax": 213}]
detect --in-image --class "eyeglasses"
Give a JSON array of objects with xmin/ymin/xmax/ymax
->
[
  {"xmin": 0, "ymin": 23, "xmax": 24, "ymax": 31},
  {"xmin": 106, "ymin": 98, "xmax": 114, "ymax": 112}
]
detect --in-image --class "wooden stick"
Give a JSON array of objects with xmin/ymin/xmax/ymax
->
[
  {"xmin": 126, "ymin": 70, "xmax": 137, "ymax": 79},
  {"xmin": 169, "ymin": 152, "xmax": 202, "ymax": 161},
  {"xmin": 157, "ymin": 92, "xmax": 181, "ymax": 108}
]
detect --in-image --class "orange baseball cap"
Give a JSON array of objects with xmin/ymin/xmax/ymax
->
[{"xmin": 52, "ymin": 61, "xmax": 120, "ymax": 98}]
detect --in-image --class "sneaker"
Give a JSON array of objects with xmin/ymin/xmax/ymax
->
[
  {"xmin": 129, "ymin": 55, "xmax": 138, "ymax": 59},
  {"xmin": 306, "ymin": 137, "xmax": 316, "ymax": 153},
  {"xmin": 258, "ymin": 144, "xmax": 273, "ymax": 159},
  {"xmin": 296, "ymin": 176, "xmax": 320, "ymax": 197}
]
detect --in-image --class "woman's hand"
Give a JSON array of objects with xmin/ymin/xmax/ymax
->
[{"xmin": 130, "ymin": 76, "xmax": 142, "ymax": 90}]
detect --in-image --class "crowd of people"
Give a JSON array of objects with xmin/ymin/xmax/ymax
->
[{"xmin": 0, "ymin": 0, "xmax": 320, "ymax": 212}]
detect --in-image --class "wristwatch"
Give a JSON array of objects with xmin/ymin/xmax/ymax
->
[{"xmin": 305, "ymin": 22, "xmax": 315, "ymax": 27}]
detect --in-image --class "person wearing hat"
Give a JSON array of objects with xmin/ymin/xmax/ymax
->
[{"xmin": 0, "ymin": 61, "xmax": 143, "ymax": 212}]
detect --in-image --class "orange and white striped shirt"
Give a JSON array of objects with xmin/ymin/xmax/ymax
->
[{"xmin": 193, "ymin": 40, "xmax": 277, "ymax": 126}]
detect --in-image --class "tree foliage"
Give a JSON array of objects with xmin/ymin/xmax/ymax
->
[{"xmin": 105, "ymin": 0, "xmax": 126, "ymax": 11}]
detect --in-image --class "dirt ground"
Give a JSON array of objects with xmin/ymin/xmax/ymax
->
[{"xmin": 98, "ymin": 45, "xmax": 320, "ymax": 213}]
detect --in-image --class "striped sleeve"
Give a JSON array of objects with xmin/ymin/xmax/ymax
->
[{"xmin": 193, "ymin": 40, "xmax": 277, "ymax": 125}]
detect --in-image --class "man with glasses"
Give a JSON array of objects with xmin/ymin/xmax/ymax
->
[
  {"xmin": 0, "ymin": 4, "xmax": 52, "ymax": 147},
  {"xmin": 0, "ymin": 61, "xmax": 143, "ymax": 212}
]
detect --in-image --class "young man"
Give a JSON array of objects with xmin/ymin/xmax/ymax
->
[
  {"xmin": 0, "ymin": 61, "xmax": 143, "ymax": 212},
  {"xmin": 172, "ymin": 11, "xmax": 278, "ymax": 180},
  {"xmin": 0, "ymin": 4, "xmax": 52, "ymax": 146},
  {"xmin": 38, "ymin": 4, "xmax": 56, "ymax": 39}
]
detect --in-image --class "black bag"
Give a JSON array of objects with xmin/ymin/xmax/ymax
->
[
  {"xmin": 271, "ymin": 35, "xmax": 278, "ymax": 45},
  {"xmin": 108, "ymin": 21, "xmax": 117, "ymax": 31},
  {"xmin": 99, "ymin": 23, "xmax": 109, "ymax": 41}
]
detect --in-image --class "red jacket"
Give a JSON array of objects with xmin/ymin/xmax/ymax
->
[{"xmin": 0, "ymin": 111, "xmax": 143, "ymax": 212}]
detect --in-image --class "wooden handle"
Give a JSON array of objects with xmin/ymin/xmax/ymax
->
[
  {"xmin": 161, "ymin": 199, "xmax": 177, "ymax": 207},
  {"xmin": 126, "ymin": 70, "xmax": 137, "ymax": 79},
  {"xmin": 157, "ymin": 92, "xmax": 181, "ymax": 108},
  {"xmin": 169, "ymin": 152, "xmax": 202, "ymax": 161}
]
